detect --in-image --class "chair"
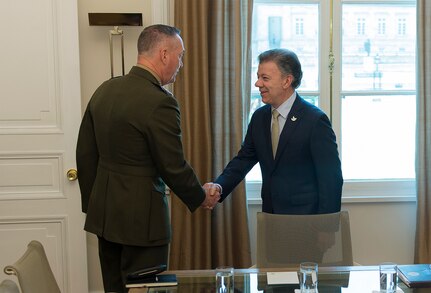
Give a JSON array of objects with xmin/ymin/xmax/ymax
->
[
  {"xmin": 0, "ymin": 279, "xmax": 20, "ymax": 293},
  {"xmin": 256, "ymin": 211, "xmax": 353, "ymax": 268},
  {"xmin": 3, "ymin": 240, "xmax": 61, "ymax": 293}
]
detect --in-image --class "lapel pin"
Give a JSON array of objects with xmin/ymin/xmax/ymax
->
[{"xmin": 291, "ymin": 116, "xmax": 297, "ymax": 122}]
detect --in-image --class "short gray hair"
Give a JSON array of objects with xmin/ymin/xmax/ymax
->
[
  {"xmin": 137, "ymin": 24, "xmax": 181, "ymax": 54},
  {"xmin": 258, "ymin": 48, "xmax": 303, "ymax": 89}
]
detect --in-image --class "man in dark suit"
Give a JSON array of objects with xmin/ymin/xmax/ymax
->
[
  {"xmin": 76, "ymin": 24, "xmax": 219, "ymax": 293},
  {"xmin": 207, "ymin": 48, "xmax": 343, "ymax": 215}
]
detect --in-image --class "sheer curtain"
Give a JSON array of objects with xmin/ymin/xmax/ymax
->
[
  {"xmin": 168, "ymin": 0, "xmax": 253, "ymax": 269},
  {"xmin": 414, "ymin": 0, "xmax": 431, "ymax": 263}
]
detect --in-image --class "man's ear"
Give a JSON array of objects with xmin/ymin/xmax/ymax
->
[
  {"xmin": 160, "ymin": 48, "xmax": 168, "ymax": 64},
  {"xmin": 283, "ymin": 74, "xmax": 294, "ymax": 89}
]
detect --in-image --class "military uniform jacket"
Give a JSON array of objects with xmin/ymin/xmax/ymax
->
[{"xmin": 76, "ymin": 66, "xmax": 205, "ymax": 246}]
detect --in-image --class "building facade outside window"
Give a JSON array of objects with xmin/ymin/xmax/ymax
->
[
  {"xmin": 247, "ymin": 0, "xmax": 416, "ymax": 202},
  {"xmin": 398, "ymin": 18, "xmax": 407, "ymax": 35},
  {"xmin": 357, "ymin": 18, "xmax": 366, "ymax": 35},
  {"xmin": 378, "ymin": 18, "xmax": 386, "ymax": 35}
]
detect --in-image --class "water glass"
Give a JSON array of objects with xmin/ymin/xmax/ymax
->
[
  {"xmin": 299, "ymin": 262, "xmax": 318, "ymax": 293},
  {"xmin": 216, "ymin": 266, "xmax": 234, "ymax": 293},
  {"xmin": 380, "ymin": 262, "xmax": 398, "ymax": 292}
]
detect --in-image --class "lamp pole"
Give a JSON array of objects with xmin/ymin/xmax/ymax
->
[
  {"xmin": 373, "ymin": 54, "xmax": 381, "ymax": 89},
  {"xmin": 109, "ymin": 26, "xmax": 124, "ymax": 78}
]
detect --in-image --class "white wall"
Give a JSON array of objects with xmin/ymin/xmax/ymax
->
[
  {"xmin": 345, "ymin": 201, "xmax": 416, "ymax": 264},
  {"xmin": 76, "ymin": 1, "xmax": 417, "ymax": 292},
  {"xmin": 79, "ymin": 0, "xmax": 153, "ymax": 109}
]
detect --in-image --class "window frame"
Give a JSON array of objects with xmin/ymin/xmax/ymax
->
[{"xmin": 246, "ymin": 0, "xmax": 417, "ymax": 204}]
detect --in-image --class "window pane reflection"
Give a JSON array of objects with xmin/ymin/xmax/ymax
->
[
  {"xmin": 251, "ymin": 3, "xmax": 319, "ymax": 116},
  {"xmin": 341, "ymin": 95, "xmax": 416, "ymax": 180},
  {"xmin": 342, "ymin": 4, "xmax": 416, "ymax": 91}
]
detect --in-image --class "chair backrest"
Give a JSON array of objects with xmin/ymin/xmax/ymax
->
[
  {"xmin": 0, "ymin": 279, "xmax": 20, "ymax": 293},
  {"xmin": 256, "ymin": 211, "xmax": 353, "ymax": 268},
  {"xmin": 3, "ymin": 240, "xmax": 61, "ymax": 293}
]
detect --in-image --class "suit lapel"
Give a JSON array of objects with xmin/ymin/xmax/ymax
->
[{"xmin": 274, "ymin": 96, "xmax": 304, "ymax": 161}]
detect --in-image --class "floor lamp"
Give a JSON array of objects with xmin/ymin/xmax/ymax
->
[{"xmin": 88, "ymin": 13, "xmax": 143, "ymax": 78}]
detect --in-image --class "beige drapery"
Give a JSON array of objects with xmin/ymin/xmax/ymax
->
[
  {"xmin": 414, "ymin": 0, "xmax": 431, "ymax": 263},
  {"xmin": 168, "ymin": 0, "xmax": 253, "ymax": 269}
]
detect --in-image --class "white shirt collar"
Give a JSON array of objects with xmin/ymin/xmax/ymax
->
[{"xmin": 272, "ymin": 91, "xmax": 296, "ymax": 119}]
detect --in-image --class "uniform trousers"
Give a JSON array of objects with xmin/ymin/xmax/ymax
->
[{"xmin": 97, "ymin": 236, "xmax": 169, "ymax": 293}]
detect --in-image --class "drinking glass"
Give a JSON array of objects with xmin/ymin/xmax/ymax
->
[
  {"xmin": 215, "ymin": 266, "xmax": 234, "ymax": 293},
  {"xmin": 299, "ymin": 262, "xmax": 318, "ymax": 293}
]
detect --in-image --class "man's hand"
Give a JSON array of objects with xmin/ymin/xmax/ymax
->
[{"xmin": 201, "ymin": 182, "xmax": 222, "ymax": 210}]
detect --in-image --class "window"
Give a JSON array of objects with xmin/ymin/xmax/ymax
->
[
  {"xmin": 378, "ymin": 18, "xmax": 386, "ymax": 35},
  {"xmin": 246, "ymin": 0, "xmax": 417, "ymax": 202},
  {"xmin": 268, "ymin": 16, "xmax": 282, "ymax": 48},
  {"xmin": 398, "ymin": 18, "xmax": 407, "ymax": 35},
  {"xmin": 295, "ymin": 17, "xmax": 304, "ymax": 35},
  {"xmin": 357, "ymin": 18, "xmax": 366, "ymax": 35},
  {"xmin": 250, "ymin": 2, "xmax": 319, "ymax": 115}
]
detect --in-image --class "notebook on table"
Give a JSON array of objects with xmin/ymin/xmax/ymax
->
[
  {"xmin": 397, "ymin": 264, "xmax": 431, "ymax": 288},
  {"xmin": 125, "ymin": 264, "xmax": 178, "ymax": 288},
  {"xmin": 125, "ymin": 273, "xmax": 177, "ymax": 288}
]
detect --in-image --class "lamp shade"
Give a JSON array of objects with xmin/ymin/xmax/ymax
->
[{"xmin": 88, "ymin": 13, "xmax": 142, "ymax": 26}]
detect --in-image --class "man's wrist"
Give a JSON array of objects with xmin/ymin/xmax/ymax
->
[{"xmin": 213, "ymin": 183, "xmax": 223, "ymax": 194}]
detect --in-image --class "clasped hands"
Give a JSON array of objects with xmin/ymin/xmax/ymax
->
[{"xmin": 201, "ymin": 182, "xmax": 221, "ymax": 210}]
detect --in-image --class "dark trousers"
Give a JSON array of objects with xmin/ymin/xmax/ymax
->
[{"xmin": 97, "ymin": 236, "xmax": 169, "ymax": 293}]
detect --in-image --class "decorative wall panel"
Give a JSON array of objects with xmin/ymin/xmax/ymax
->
[
  {"xmin": 0, "ymin": 153, "xmax": 62, "ymax": 198},
  {"xmin": 0, "ymin": 216, "xmax": 67, "ymax": 291},
  {"xmin": 0, "ymin": 0, "xmax": 60, "ymax": 133}
]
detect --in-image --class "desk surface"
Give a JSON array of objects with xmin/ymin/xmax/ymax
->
[{"xmin": 128, "ymin": 266, "xmax": 429, "ymax": 293}]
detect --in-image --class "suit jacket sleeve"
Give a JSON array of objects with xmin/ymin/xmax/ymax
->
[
  {"xmin": 310, "ymin": 114, "xmax": 343, "ymax": 213},
  {"xmin": 214, "ymin": 115, "xmax": 259, "ymax": 200}
]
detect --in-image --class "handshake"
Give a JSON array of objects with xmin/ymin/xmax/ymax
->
[{"xmin": 201, "ymin": 182, "xmax": 222, "ymax": 210}]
